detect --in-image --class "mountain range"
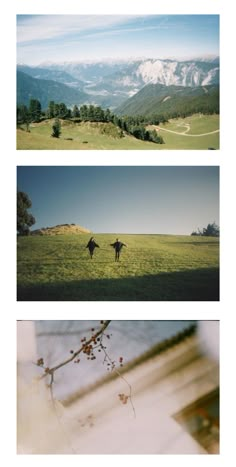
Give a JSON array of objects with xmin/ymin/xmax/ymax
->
[{"xmin": 17, "ymin": 57, "xmax": 220, "ymax": 112}]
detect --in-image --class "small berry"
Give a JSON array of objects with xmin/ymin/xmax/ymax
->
[{"xmin": 37, "ymin": 358, "xmax": 44, "ymax": 366}]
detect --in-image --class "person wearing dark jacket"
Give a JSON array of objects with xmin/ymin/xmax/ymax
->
[
  {"xmin": 86, "ymin": 237, "xmax": 99, "ymax": 259},
  {"xmin": 110, "ymin": 238, "xmax": 127, "ymax": 261}
]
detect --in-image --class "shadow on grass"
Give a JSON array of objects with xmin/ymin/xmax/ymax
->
[{"xmin": 17, "ymin": 267, "xmax": 219, "ymax": 301}]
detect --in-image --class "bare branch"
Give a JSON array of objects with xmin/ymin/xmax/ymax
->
[
  {"xmin": 36, "ymin": 320, "xmax": 136, "ymax": 418},
  {"xmin": 40, "ymin": 320, "xmax": 111, "ymax": 381}
]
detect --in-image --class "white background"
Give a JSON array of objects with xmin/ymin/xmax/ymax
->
[{"xmin": 0, "ymin": 0, "xmax": 235, "ymax": 464}]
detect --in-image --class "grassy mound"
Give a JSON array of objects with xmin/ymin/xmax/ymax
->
[{"xmin": 31, "ymin": 223, "xmax": 91, "ymax": 236}]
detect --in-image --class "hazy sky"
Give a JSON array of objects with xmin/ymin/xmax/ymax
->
[
  {"xmin": 17, "ymin": 166, "xmax": 219, "ymax": 235},
  {"xmin": 17, "ymin": 15, "xmax": 219, "ymax": 65}
]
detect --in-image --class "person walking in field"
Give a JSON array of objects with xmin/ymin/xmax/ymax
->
[
  {"xmin": 110, "ymin": 238, "xmax": 127, "ymax": 261},
  {"xmin": 86, "ymin": 237, "xmax": 99, "ymax": 259}
]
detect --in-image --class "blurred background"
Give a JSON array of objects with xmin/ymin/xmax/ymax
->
[{"xmin": 34, "ymin": 320, "xmax": 196, "ymax": 399}]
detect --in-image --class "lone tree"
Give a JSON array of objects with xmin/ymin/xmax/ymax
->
[
  {"xmin": 17, "ymin": 191, "xmax": 36, "ymax": 235},
  {"xmin": 51, "ymin": 118, "xmax": 61, "ymax": 138}
]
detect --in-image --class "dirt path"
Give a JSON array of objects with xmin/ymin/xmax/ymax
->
[{"xmin": 154, "ymin": 126, "xmax": 220, "ymax": 137}]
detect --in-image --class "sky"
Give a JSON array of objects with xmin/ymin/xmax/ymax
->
[
  {"xmin": 17, "ymin": 15, "xmax": 219, "ymax": 65},
  {"xmin": 17, "ymin": 166, "xmax": 219, "ymax": 235}
]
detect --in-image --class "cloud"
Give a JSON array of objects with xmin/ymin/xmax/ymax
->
[
  {"xmin": 17, "ymin": 15, "xmax": 142, "ymax": 44},
  {"xmin": 17, "ymin": 15, "xmax": 219, "ymax": 65}
]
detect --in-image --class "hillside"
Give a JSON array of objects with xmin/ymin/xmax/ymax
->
[
  {"xmin": 16, "ymin": 115, "xmax": 219, "ymax": 150},
  {"xmin": 17, "ymin": 71, "xmax": 90, "ymax": 109},
  {"xmin": 31, "ymin": 223, "xmax": 91, "ymax": 236},
  {"xmin": 116, "ymin": 83, "xmax": 219, "ymax": 117}
]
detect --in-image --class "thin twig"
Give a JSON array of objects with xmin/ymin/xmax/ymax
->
[{"xmin": 100, "ymin": 339, "xmax": 136, "ymax": 418}]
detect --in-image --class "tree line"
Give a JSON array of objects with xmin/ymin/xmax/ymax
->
[
  {"xmin": 191, "ymin": 222, "xmax": 220, "ymax": 237},
  {"xmin": 17, "ymin": 99, "xmax": 164, "ymax": 144}
]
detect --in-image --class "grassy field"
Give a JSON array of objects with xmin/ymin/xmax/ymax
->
[
  {"xmin": 17, "ymin": 233, "xmax": 219, "ymax": 301},
  {"xmin": 17, "ymin": 114, "xmax": 219, "ymax": 150}
]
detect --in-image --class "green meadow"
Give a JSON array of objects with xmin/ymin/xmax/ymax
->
[
  {"xmin": 17, "ymin": 114, "xmax": 219, "ymax": 150},
  {"xmin": 154, "ymin": 114, "xmax": 219, "ymax": 149},
  {"xmin": 17, "ymin": 233, "xmax": 219, "ymax": 301}
]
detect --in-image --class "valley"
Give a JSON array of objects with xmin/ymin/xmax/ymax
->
[
  {"xmin": 16, "ymin": 57, "xmax": 220, "ymax": 150},
  {"xmin": 17, "ymin": 58, "xmax": 219, "ymax": 110}
]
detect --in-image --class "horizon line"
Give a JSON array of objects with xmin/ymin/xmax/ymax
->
[{"xmin": 17, "ymin": 54, "xmax": 220, "ymax": 67}]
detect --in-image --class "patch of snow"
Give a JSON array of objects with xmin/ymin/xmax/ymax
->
[{"xmin": 202, "ymin": 67, "xmax": 219, "ymax": 85}]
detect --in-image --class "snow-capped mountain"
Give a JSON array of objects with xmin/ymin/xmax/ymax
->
[
  {"xmin": 36, "ymin": 57, "xmax": 219, "ymax": 85},
  {"xmin": 17, "ymin": 57, "xmax": 219, "ymax": 109},
  {"xmin": 135, "ymin": 59, "xmax": 219, "ymax": 86}
]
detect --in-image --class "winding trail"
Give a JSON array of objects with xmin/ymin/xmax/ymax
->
[{"xmin": 154, "ymin": 126, "xmax": 220, "ymax": 137}]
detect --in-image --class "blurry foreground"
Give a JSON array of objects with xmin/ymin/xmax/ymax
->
[{"xmin": 17, "ymin": 320, "xmax": 219, "ymax": 454}]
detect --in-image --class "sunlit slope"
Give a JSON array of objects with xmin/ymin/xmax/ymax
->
[{"xmin": 17, "ymin": 116, "xmax": 219, "ymax": 150}]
